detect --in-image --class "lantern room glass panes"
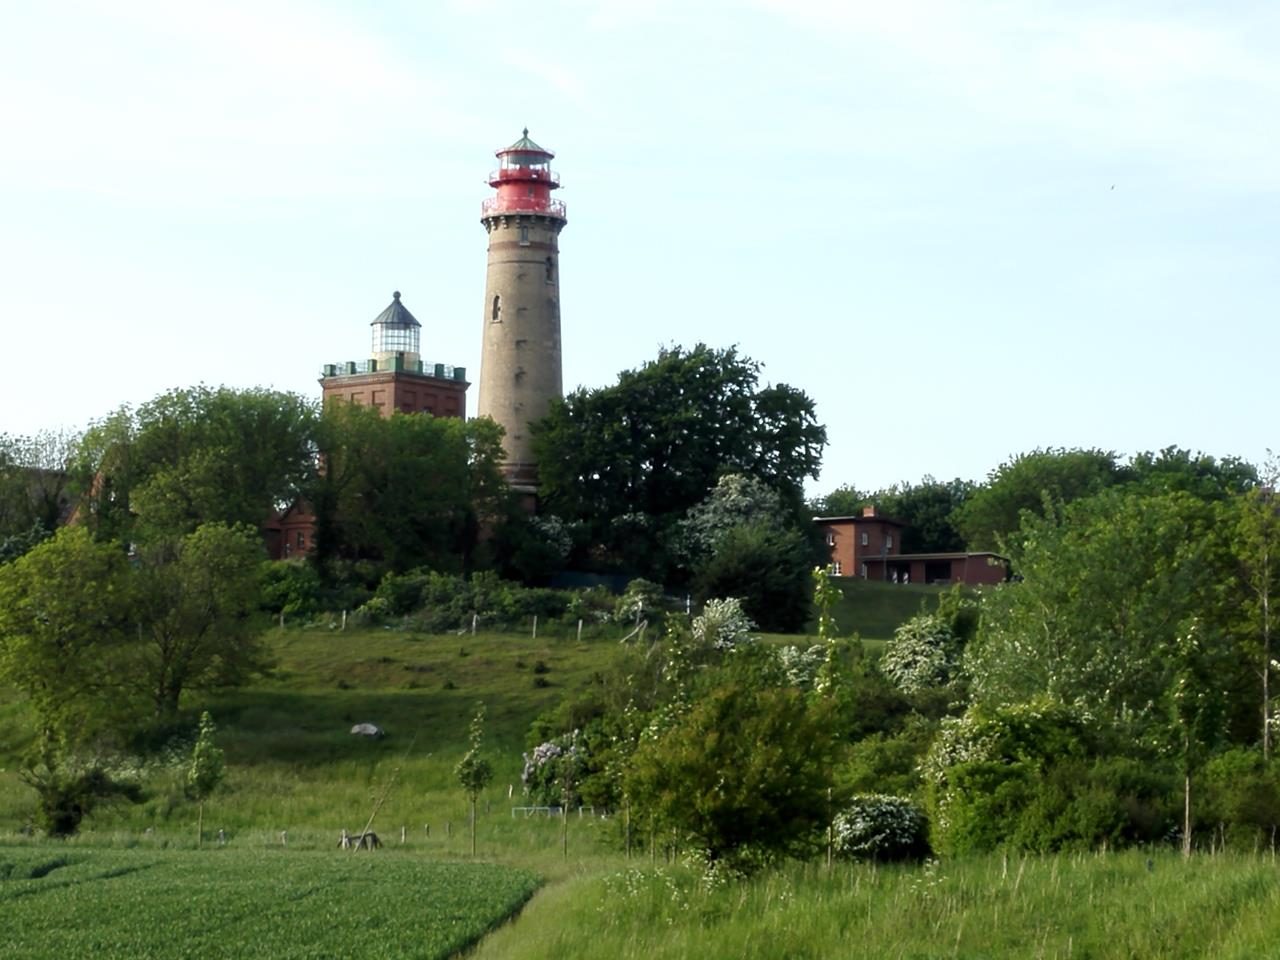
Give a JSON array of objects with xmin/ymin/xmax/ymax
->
[{"xmin": 372, "ymin": 323, "xmax": 419, "ymax": 355}]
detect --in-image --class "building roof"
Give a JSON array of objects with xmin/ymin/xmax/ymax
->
[
  {"xmin": 813, "ymin": 514, "xmax": 905, "ymax": 527},
  {"xmin": 499, "ymin": 128, "xmax": 554, "ymax": 157},
  {"xmin": 864, "ymin": 551, "xmax": 1008, "ymax": 562},
  {"xmin": 370, "ymin": 291, "xmax": 420, "ymax": 329}
]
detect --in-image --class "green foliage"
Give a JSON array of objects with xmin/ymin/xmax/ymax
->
[
  {"xmin": 625, "ymin": 680, "xmax": 841, "ymax": 868},
  {"xmin": 1123, "ymin": 446, "xmax": 1257, "ymax": 501},
  {"xmin": 0, "ymin": 430, "xmax": 77, "ymax": 543},
  {"xmin": 257, "ymin": 559, "xmax": 324, "ymax": 618},
  {"xmin": 455, "ymin": 703, "xmax": 494, "ymax": 801},
  {"xmin": 1199, "ymin": 749, "xmax": 1280, "ymax": 848},
  {"xmin": 186, "ymin": 711, "xmax": 225, "ymax": 804},
  {"xmin": 614, "ymin": 578, "xmax": 664, "ymax": 624},
  {"xmin": 922, "ymin": 700, "xmax": 1176, "ymax": 855},
  {"xmin": 0, "ymin": 527, "xmax": 137, "ymax": 744},
  {"xmin": 955, "ymin": 447, "xmax": 1123, "ymax": 551},
  {"xmin": 20, "ymin": 744, "xmax": 146, "ymax": 837},
  {"xmin": 78, "ymin": 387, "xmax": 317, "ymax": 543},
  {"xmin": 310, "ymin": 403, "xmax": 506, "ymax": 574},
  {"xmin": 533, "ymin": 344, "xmax": 826, "ymax": 579},
  {"xmin": 134, "ymin": 523, "xmax": 268, "ymax": 718},
  {"xmin": 965, "ymin": 489, "xmax": 1226, "ymax": 728},
  {"xmin": 692, "ymin": 522, "xmax": 813, "ymax": 632},
  {"xmin": 674, "ymin": 473, "xmax": 788, "ymax": 566}
]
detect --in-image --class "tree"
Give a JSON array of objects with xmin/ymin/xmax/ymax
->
[
  {"xmin": 532, "ymin": 344, "xmax": 826, "ymax": 578},
  {"xmin": 1123, "ymin": 447, "xmax": 1257, "ymax": 502},
  {"xmin": 954, "ymin": 448, "xmax": 1123, "ymax": 551},
  {"xmin": 1230, "ymin": 465, "xmax": 1280, "ymax": 758},
  {"xmin": 0, "ymin": 430, "xmax": 78, "ymax": 545},
  {"xmin": 133, "ymin": 523, "xmax": 267, "ymax": 720},
  {"xmin": 0, "ymin": 527, "xmax": 137, "ymax": 745},
  {"xmin": 311, "ymin": 403, "xmax": 506, "ymax": 574},
  {"xmin": 692, "ymin": 522, "xmax": 814, "ymax": 633},
  {"xmin": 186, "ymin": 711, "xmax": 226, "ymax": 848},
  {"xmin": 455, "ymin": 703, "xmax": 494, "ymax": 857},
  {"xmin": 624, "ymin": 680, "xmax": 840, "ymax": 869},
  {"xmin": 965, "ymin": 488, "xmax": 1228, "ymax": 729},
  {"xmin": 812, "ymin": 476, "xmax": 972, "ymax": 553},
  {"xmin": 75, "ymin": 387, "xmax": 318, "ymax": 543}
]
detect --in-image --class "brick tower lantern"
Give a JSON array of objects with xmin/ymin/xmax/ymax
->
[
  {"xmin": 320, "ymin": 291, "xmax": 468, "ymax": 417},
  {"xmin": 477, "ymin": 129, "xmax": 567, "ymax": 495}
]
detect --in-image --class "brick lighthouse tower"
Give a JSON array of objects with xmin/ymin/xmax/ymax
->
[{"xmin": 477, "ymin": 129, "xmax": 566, "ymax": 495}]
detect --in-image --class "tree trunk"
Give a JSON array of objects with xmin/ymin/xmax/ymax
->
[{"xmin": 1183, "ymin": 772, "xmax": 1192, "ymax": 859}]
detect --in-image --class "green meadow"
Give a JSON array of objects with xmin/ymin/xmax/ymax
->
[{"xmin": 2, "ymin": 583, "xmax": 1279, "ymax": 958}]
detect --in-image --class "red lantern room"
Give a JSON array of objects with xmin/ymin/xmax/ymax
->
[{"xmin": 481, "ymin": 128, "xmax": 567, "ymax": 221}]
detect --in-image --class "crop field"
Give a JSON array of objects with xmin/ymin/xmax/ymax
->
[{"xmin": 0, "ymin": 846, "xmax": 539, "ymax": 959}]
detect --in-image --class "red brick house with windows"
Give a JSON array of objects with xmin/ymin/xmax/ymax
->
[{"xmin": 815, "ymin": 506, "xmax": 1007, "ymax": 586}]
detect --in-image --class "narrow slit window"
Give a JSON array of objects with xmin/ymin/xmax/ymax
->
[{"xmin": 491, "ymin": 294, "xmax": 502, "ymax": 322}]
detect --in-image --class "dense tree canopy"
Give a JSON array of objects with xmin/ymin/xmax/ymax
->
[
  {"xmin": 75, "ymin": 387, "xmax": 318, "ymax": 543},
  {"xmin": 953, "ymin": 448, "xmax": 1123, "ymax": 552},
  {"xmin": 532, "ymin": 344, "xmax": 825, "ymax": 580},
  {"xmin": 309, "ymin": 402, "xmax": 507, "ymax": 574}
]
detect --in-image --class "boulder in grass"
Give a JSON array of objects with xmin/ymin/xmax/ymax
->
[{"xmin": 350, "ymin": 723, "xmax": 384, "ymax": 738}]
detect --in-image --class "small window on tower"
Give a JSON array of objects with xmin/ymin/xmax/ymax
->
[
  {"xmin": 491, "ymin": 294, "xmax": 502, "ymax": 323},
  {"xmin": 519, "ymin": 226, "xmax": 530, "ymax": 245},
  {"xmin": 545, "ymin": 256, "xmax": 554, "ymax": 283}
]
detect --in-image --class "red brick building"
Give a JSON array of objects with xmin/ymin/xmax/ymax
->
[
  {"xmin": 264, "ymin": 291, "xmax": 470, "ymax": 560},
  {"xmin": 815, "ymin": 506, "xmax": 1007, "ymax": 586}
]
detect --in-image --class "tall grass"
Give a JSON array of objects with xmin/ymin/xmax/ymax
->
[{"xmin": 473, "ymin": 850, "xmax": 1280, "ymax": 960}]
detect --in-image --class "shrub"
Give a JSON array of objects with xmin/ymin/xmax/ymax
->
[
  {"xmin": 881, "ymin": 613, "xmax": 962, "ymax": 695},
  {"xmin": 259, "ymin": 559, "xmax": 324, "ymax": 618},
  {"xmin": 833, "ymin": 794, "xmax": 930, "ymax": 862},
  {"xmin": 615, "ymin": 578, "xmax": 664, "ymax": 625}
]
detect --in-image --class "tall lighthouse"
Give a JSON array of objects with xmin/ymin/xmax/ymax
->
[{"xmin": 477, "ymin": 129, "xmax": 567, "ymax": 495}]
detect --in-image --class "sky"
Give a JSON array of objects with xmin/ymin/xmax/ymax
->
[{"xmin": 1, "ymin": 0, "xmax": 1277, "ymax": 495}]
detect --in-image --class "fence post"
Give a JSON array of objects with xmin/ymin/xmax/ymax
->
[
  {"xmin": 341, "ymin": 610, "xmax": 347, "ymax": 631},
  {"xmin": 471, "ymin": 613, "xmax": 477, "ymax": 636},
  {"xmin": 532, "ymin": 615, "xmax": 538, "ymax": 640},
  {"xmin": 401, "ymin": 825, "xmax": 406, "ymax": 844},
  {"xmin": 577, "ymin": 619, "xmax": 583, "ymax": 642}
]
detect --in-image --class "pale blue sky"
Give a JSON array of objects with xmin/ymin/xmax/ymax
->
[{"xmin": 2, "ymin": 0, "xmax": 1276, "ymax": 494}]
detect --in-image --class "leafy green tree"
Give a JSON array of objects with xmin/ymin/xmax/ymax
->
[
  {"xmin": 75, "ymin": 387, "xmax": 317, "ymax": 542},
  {"xmin": 186, "ymin": 711, "xmax": 225, "ymax": 848},
  {"xmin": 692, "ymin": 521, "xmax": 813, "ymax": 633},
  {"xmin": 1229, "ymin": 467, "xmax": 1280, "ymax": 758},
  {"xmin": 955, "ymin": 448, "xmax": 1123, "ymax": 551},
  {"xmin": 1165, "ymin": 622, "xmax": 1230, "ymax": 857},
  {"xmin": 455, "ymin": 703, "xmax": 494, "ymax": 857},
  {"xmin": 0, "ymin": 527, "xmax": 137, "ymax": 744},
  {"xmin": 532, "ymin": 344, "xmax": 825, "ymax": 578},
  {"xmin": 624, "ymin": 680, "xmax": 841, "ymax": 869},
  {"xmin": 1123, "ymin": 446, "xmax": 1257, "ymax": 502},
  {"xmin": 809, "ymin": 483, "xmax": 868, "ymax": 518},
  {"xmin": 133, "ymin": 523, "xmax": 267, "ymax": 719},
  {"xmin": 965, "ymin": 488, "xmax": 1227, "ymax": 729},
  {"xmin": 873, "ymin": 477, "xmax": 973, "ymax": 553},
  {"xmin": 311, "ymin": 403, "xmax": 506, "ymax": 574},
  {"xmin": 0, "ymin": 430, "xmax": 78, "ymax": 544},
  {"xmin": 21, "ymin": 744, "xmax": 144, "ymax": 838}
]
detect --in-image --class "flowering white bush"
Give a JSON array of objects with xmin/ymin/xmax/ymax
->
[
  {"xmin": 692, "ymin": 598, "xmax": 755, "ymax": 651},
  {"xmin": 833, "ymin": 794, "xmax": 929, "ymax": 862},
  {"xmin": 777, "ymin": 643, "xmax": 826, "ymax": 688},
  {"xmin": 881, "ymin": 613, "xmax": 961, "ymax": 694},
  {"xmin": 521, "ymin": 731, "xmax": 585, "ymax": 806}
]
